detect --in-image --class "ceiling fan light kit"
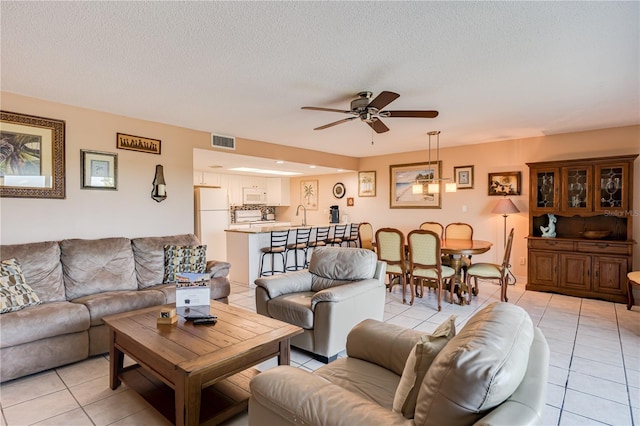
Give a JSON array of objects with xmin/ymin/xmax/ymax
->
[{"xmin": 302, "ymin": 90, "xmax": 439, "ymax": 134}]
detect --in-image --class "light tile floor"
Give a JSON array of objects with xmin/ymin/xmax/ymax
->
[{"xmin": 1, "ymin": 280, "xmax": 638, "ymax": 426}]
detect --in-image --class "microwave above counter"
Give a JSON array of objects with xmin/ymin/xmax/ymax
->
[{"xmin": 242, "ymin": 187, "xmax": 267, "ymax": 205}]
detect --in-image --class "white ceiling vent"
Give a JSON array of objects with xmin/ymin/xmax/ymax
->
[{"xmin": 211, "ymin": 134, "xmax": 236, "ymax": 150}]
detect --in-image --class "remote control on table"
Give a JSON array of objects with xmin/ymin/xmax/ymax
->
[
  {"xmin": 185, "ymin": 315, "xmax": 217, "ymax": 321},
  {"xmin": 193, "ymin": 318, "xmax": 217, "ymax": 325}
]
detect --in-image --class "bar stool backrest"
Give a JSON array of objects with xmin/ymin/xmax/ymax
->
[
  {"xmin": 292, "ymin": 227, "xmax": 312, "ymax": 245},
  {"xmin": 269, "ymin": 230, "xmax": 290, "ymax": 249},
  {"xmin": 333, "ymin": 224, "xmax": 348, "ymax": 239},
  {"xmin": 311, "ymin": 226, "xmax": 330, "ymax": 245}
]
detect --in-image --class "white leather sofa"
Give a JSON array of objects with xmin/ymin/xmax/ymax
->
[
  {"xmin": 248, "ymin": 302, "xmax": 549, "ymax": 426},
  {"xmin": 254, "ymin": 246, "xmax": 387, "ymax": 362}
]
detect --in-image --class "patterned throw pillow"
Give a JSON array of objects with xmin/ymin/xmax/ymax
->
[
  {"xmin": 0, "ymin": 258, "xmax": 42, "ymax": 314},
  {"xmin": 163, "ymin": 245, "xmax": 207, "ymax": 283},
  {"xmin": 392, "ymin": 315, "xmax": 457, "ymax": 418}
]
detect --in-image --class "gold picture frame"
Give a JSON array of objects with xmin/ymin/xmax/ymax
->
[
  {"xmin": 390, "ymin": 162, "xmax": 441, "ymax": 209},
  {"xmin": 0, "ymin": 110, "xmax": 66, "ymax": 199},
  {"xmin": 358, "ymin": 171, "xmax": 376, "ymax": 197},
  {"xmin": 454, "ymin": 165, "xmax": 474, "ymax": 189}
]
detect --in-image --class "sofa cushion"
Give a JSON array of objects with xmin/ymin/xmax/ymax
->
[
  {"xmin": 414, "ymin": 302, "xmax": 534, "ymax": 425},
  {"xmin": 0, "ymin": 301, "xmax": 89, "ymax": 348},
  {"xmin": 393, "ymin": 315, "xmax": 456, "ymax": 418},
  {"xmin": 163, "ymin": 245, "xmax": 207, "ymax": 283},
  {"xmin": 315, "ymin": 357, "xmax": 400, "ymax": 410},
  {"xmin": 0, "ymin": 258, "xmax": 42, "ymax": 313},
  {"xmin": 0, "ymin": 241, "xmax": 65, "ymax": 303},
  {"xmin": 267, "ymin": 292, "xmax": 315, "ymax": 329},
  {"xmin": 72, "ymin": 289, "xmax": 165, "ymax": 326},
  {"xmin": 61, "ymin": 237, "xmax": 137, "ymax": 300},
  {"xmin": 309, "ymin": 247, "xmax": 377, "ymax": 292},
  {"xmin": 131, "ymin": 234, "xmax": 201, "ymax": 288}
]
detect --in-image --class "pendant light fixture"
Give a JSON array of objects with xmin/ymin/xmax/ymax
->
[{"xmin": 412, "ymin": 131, "xmax": 456, "ymax": 194}]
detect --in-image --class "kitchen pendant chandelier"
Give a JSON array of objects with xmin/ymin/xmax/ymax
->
[{"xmin": 412, "ymin": 131, "xmax": 456, "ymax": 194}]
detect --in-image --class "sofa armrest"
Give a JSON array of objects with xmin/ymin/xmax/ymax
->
[
  {"xmin": 206, "ymin": 260, "xmax": 231, "ymax": 278},
  {"xmin": 249, "ymin": 366, "xmax": 409, "ymax": 426},
  {"xmin": 346, "ymin": 319, "xmax": 426, "ymax": 376},
  {"xmin": 254, "ymin": 270, "xmax": 312, "ymax": 298},
  {"xmin": 310, "ymin": 279, "xmax": 382, "ymax": 309},
  {"xmin": 473, "ymin": 327, "xmax": 550, "ymax": 426}
]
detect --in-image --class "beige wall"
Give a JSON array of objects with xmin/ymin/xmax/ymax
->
[
  {"xmin": 282, "ymin": 126, "xmax": 640, "ymax": 279},
  {"xmin": 1, "ymin": 92, "xmax": 638, "ymax": 280}
]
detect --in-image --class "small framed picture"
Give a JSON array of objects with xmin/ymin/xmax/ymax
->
[
  {"xmin": 333, "ymin": 182, "xmax": 346, "ymax": 199},
  {"xmin": 346, "ymin": 197, "xmax": 354, "ymax": 207},
  {"xmin": 488, "ymin": 171, "xmax": 521, "ymax": 196},
  {"xmin": 454, "ymin": 165, "xmax": 474, "ymax": 189},
  {"xmin": 358, "ymin": 171, "xmax": 376, "ymax": 197},
  {"xmin": 81, "ymin": 150, "xmax": 117, "ymax": 190}
]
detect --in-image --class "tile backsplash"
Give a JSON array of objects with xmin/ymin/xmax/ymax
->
[{"xmin": 230, "ymin": 205, "xmax": 276, "ymax": 223}]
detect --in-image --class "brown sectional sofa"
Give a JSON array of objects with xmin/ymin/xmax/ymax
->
[{"xmin": 0, "ymin": 234, "xmax": 230, "ymax": 382}]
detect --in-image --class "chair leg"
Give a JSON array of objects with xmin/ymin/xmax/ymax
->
[
  {"xmin": 409, "ymin": 274, "xmax": 414, "ymax": 306},
  {"xmin": 627, "ymin": 279, "xmax": 636, "ymax": 310},
  {"xmin": 437, "ymin": 279, "xmax": 442, "ymax": 311},
  {"xmin": 501, "ymin": 277, "xmax": 508, "ymax": 303},
  {"xmin": 466, "ymin": 275, "xmax": 473, "ymax": 305}
]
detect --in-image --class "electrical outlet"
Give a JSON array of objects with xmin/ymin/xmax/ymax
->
[
  {"xmin": 462, "ymin": 205, "xmax": 467, "ymax": 213},
  {"xmin": 519, "ymin": 257, "xmax": 526, "ymax": 265}
]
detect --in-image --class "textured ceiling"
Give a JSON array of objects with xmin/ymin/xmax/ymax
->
[{"xmin": 1, "ymin": 1, "xmax": 638, "ymax": 159}]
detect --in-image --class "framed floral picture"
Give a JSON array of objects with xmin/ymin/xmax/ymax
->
[
  {"xmin": 488, "ymin": 171, "xmax": 521, "ymax": 196},
  {"xmin": 454, "ymin": 165, "xmax": 474, "ymax": 189},
  {"xmin": 301, "ymin": 179, "xmax": 318, "ymax": 210}
]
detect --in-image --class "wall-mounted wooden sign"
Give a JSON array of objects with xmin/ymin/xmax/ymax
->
[{"xmin": 116, "ymin": 133, "xmax": 161, "ymax": 155}]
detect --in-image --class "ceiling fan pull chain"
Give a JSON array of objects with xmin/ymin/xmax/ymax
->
[{"xmin": 371, "ymin": 127, "xmax": 375, "ymax": 145}]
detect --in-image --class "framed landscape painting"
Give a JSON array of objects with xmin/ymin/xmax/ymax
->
[{"xmin": 390, "ymin": 162, "xmax": 441, "ymax": 209}]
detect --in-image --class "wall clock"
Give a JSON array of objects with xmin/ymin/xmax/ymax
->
[{"xmin": 332, "ymin": 182, "xmax": 346, "ymax": 199}]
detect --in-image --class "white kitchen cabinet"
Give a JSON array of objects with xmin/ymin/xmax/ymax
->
[
  {"xmin": 194, "ymin": 172, "xmax": 223, "ymax": 186},
  {"xmin": 266, "ymin": 177, "xmax": 291, "ymax": 206},
  {"xmin": 227, "ymin": 175, "xmax": 244, "ymax": 205},
  {"xmin": 242, "ymin": 175, "xmax": 266, "ymax": 189}
]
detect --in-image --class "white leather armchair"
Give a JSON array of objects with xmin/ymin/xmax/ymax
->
[{"xmin": 254, "ymin": 246, "xmax": 387, "ymax": 362}]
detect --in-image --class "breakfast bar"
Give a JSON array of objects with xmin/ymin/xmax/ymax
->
[{"xmin": 226, "ymin": 224, "xmax": 352, "ymax": 286}]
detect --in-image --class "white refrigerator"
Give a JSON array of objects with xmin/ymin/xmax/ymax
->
[{"xmin": 194, "ymin": 187, "xmax": 230, "ymax": 261}]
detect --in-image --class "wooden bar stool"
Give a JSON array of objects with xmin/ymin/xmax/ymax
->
[{"xmin": 627, "ymin": 271, "xmax": 640, "ymax": 310}]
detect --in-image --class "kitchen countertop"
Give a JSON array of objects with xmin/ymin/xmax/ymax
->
[{"xmin": 225, "ymin": 223, "xmax": 345, "ymax": 234}]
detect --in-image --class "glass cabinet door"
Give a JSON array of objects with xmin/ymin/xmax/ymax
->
[
  {"xmin": 531, "ymin": 168, "xmax": 559, "ymax": 212},
  {"xmin": 562, "ymin": 166, "xmax": 592, "ymax": 211},
  {"xmin": 595, "ymin": 163, "xmax": 628, "ymax": 212}
]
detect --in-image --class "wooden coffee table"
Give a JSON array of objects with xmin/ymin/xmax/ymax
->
[{"xmin": 103, "ymin": 301, "xmax": 302, "ymax": 426}]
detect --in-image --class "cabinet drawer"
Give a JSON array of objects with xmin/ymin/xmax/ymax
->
[
  {"xmin": 577, "ymin": 242, "xmax": 631, "ymax": 255},
  {"xmin": 528, "ymin": 239, "xmax": 575, "ymax": 251}
]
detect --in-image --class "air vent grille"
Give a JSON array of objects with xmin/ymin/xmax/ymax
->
[{"xmin": 211, "ymin": 134, "xmax": 235, "ymax": 150}]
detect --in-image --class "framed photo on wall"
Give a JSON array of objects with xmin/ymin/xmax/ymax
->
[
  {"xmin": 301, "ymin": 179, "xmax": 318, "ymax": 210},
  {"xmin": 81, "ymin": 150, "xmax": 117, "ymax": 190},
  {"xmin": 389, "ymin": 162, "xmax": 441, "ymax": 209},
  {"xmin": 454, "ymin": 165, "xmax": 474, "ymax": 189},
  {"xmin": 358, "ymin": 171, "xmax": 376, "ymax": 197},
  {"xmin": 0, "ymin": 110, "xmax": 66, "ymax": 199},
  {"xmin": 488, "ymin": 171, "xmax": 521, "ymax": 196}
]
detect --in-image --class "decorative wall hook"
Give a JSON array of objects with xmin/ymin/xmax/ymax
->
[{"xmin": 151, "ymin": 164, "xmax": 167, "ymax": 202}]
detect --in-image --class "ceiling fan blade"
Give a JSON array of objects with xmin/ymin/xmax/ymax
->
[
  {"xmin": 384, "ymin": 110, "xmax": 439, "ymax": 118},
  {"xmin": 314, "ymin": 116, "xmax": 358, "ymax": 130},
  {"xmin": 302, "ymin": 106, "xmax": 350, "ymax": 113},
  {"xmin": 367, "ymin": 118, "xmax": 390, "ymax": 133},
  {"xmin": 367, "ymin": 91, "xmax": 400, "ymax": 111}
]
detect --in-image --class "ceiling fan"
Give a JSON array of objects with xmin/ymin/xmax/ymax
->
[{"xmin": 301, "ymin": 91, "xmax": 439, "ymax": 134}]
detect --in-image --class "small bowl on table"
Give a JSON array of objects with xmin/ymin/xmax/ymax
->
[{"xmin": 581, "ymin": 230, "xmax": 612, "ymax": 240}]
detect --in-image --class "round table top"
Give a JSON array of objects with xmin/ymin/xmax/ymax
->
[{"xmin": 440, "ymin": 239, "xmax": 493, "ymax": 255}]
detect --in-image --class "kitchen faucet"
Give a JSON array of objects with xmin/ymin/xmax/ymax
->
[{"xmin": 296, "ymin": 204, "xmax": 307, "ymax": 226}]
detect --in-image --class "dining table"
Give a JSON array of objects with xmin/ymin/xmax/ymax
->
[{"xmin": 440, "ymin": 239, "xmax": 493, "ymax": 304}]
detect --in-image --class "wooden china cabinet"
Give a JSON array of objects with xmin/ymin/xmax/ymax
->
[{"xmin": 526, "ymin": 154, "xmax": 638, "ymax": 303}]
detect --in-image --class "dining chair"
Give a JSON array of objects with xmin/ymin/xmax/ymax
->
[
  {"xmin": 419, "ymin": 221, "xmax": 444, "ymax": 239},
  {"xmin": 465, "ymin": 228, "xmax": 514, "ymax": 303},
  {"xmin": 407, "ymin": 229, "xmax": 455, "ymax": 310},
  {"xmin": 375, "ymin": 228, "xmax": 410, "ymax": 304},
  {"xmin": 327, "ymin": 224, "xmax": 348, "ymax": 246},
  {"xmin": 358, "ymin": 222, "xmax": 375, "ymax": 251},
  {"xmin": 285, "ymin": 227, "xmax": 312, "ymax": 271},
  {"xmin": 259, "ymin": 230, "xmax": 290, "ymax": 276},
  {"xmin": 343, "ymin": 223, "xmax": 360, "ymax": 247},
  {"xmin": 444, "ymin": 222, "xmax": 474, "ymax": 270}
]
